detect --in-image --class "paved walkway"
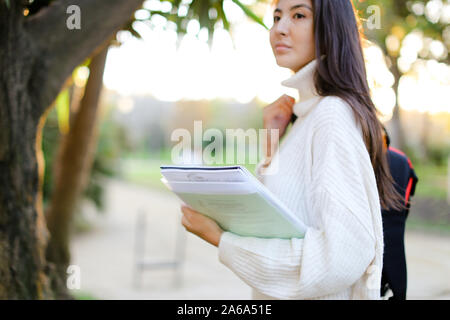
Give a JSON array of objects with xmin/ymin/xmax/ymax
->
[{"xmin": 71, "ymin": 179, "xmax": 450, "ymax": 300}]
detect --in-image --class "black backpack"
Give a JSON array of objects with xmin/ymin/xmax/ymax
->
[{"xmin": 380, "ymin": 146, "xmax": 418, "ymax": 299}]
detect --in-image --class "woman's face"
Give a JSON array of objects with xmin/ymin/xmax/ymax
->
[{"xmin": 269, "ymin": 0, "xmax": 315, "ymax": 73}]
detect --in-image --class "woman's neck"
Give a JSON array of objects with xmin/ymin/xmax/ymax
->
[{"xmin": 281, "ymin": 59, "xmax": 320, "ymax": 117}]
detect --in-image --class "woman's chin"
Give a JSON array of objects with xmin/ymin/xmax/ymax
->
[
  {"xmin": 274, "ymin": 57, "xmax": 296, "ymax": 71},
  {"xmin": 275, "ymin": 58, "xmax": 290, "ymax": 69},
  {"xmin": 276, "ymin": 62, "xmax": 297, "ymax": 72}
]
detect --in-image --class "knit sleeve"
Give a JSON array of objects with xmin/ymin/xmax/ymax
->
[
  {"xmin": 254, "ymin": 158, "xmax": 267, "ymax": 184},
  {"xmin": 217, "ymin": 98, "xmax": 379, "ymax": 299}
]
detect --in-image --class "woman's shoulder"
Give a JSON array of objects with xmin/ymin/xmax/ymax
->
[
  {"xmin": 315, "ymin": 95, "xmax": 354, "ymax": 117},
  {"xmin": 312, "ymin": 95, "xmax": 357, "ymax": 128}
]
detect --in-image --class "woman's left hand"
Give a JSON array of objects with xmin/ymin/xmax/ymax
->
[{"xmin": 181, "ymin": 205, "xmax": 224, "ymax": 247}]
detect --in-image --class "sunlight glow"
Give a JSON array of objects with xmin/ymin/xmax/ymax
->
[
  {"xmin": 104, "ymin": 6, "xmax": 292, "ymax": 104},
  {"xmin": 399, "ymin": 60, "xmax": 450, "ymax": 114},
  {"xmin": 365, "ymin": 44, "xmax": 396, "ymax": 121},
  {"xmin": 103, "ymin": 3, "xmax": 450, "ymax": 115}
]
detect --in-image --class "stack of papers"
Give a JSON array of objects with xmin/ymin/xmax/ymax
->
[{"xmin": 160, "ymin": 165, "xmax": 306, "ymax": 239}]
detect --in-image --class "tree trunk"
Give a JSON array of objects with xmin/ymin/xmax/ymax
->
[
  {"xmin": 388, "ymin": 57, "xmax": 406, "ymax": 150},
  {"xmin": 0, "ymin": 0, "xmax": 143, "ymax": 299},
  {"xmin": 419, "ymin": 111, "xmax": 430, "ymax": 161},
  {"xmin": 45, "ymin": 44, "xmax": 109, "ymax": 298},
  {"xmin": 0, "ymin": 1, "xmax": 51, "ymax": 299}
]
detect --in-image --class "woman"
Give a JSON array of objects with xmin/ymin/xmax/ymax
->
[{"xmin": 180, "ymin": 0, "xmax": 403, "ymax": 300}]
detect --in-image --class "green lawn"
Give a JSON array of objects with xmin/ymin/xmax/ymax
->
[
  {"xmin": 119, "ymin": 150, "xmax": 258, "ymax": 191},
  {"xmin": 120, "ymin": 150, "xmax": 448, "ymax": 200},
  {"xmin": 72, "ymin": 290, "xmax": 98, "ymax": 300},
  {"xmin": 406, "ymin": 217, "xmax": 450, "ymax": 236},
  {"xmin": 119, "ymin": 158, "xmax": 168, "ymax": 191},
  {"xmin": 412, "ymin": 161, "xmax": 448, "ymax": 200}
]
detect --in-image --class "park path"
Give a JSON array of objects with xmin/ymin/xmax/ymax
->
[{"xmin": 71, "ymin": 178, "xmax": 450, "ymax": 300}]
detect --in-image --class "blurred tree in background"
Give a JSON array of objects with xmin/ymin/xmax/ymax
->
[
  {"xmin": 0, "ymin": 0, "xmax": 269, "ymax": 299},
  {"xmin": 354, "ymin": 0, "xmax": 449, "ymax": 155},
  {"xmin": 44, "ymin": 0, "xmax": 268, "ymax": 298},
  {"xmin": 0, "ymin": 0, "xmax": 144, "ymax": 299}
]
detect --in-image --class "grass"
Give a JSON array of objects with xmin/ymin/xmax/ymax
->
[
  {"xmin": 118, "ymin": 150, "xmax": 449, "ymax": 235},
  {"xmin": 119, "ymin": 158, "xmax": 169, "ymax": 191},
  {"xmin": 406, "ymin": 216, "xmax": 450, "ymax": 235},
  {"xmin": 72, "ymin": 290, "xmax": 98, "ymax": 300},
  {"xmin": 412, "ymin": 161, "xmax": 448, "ymax": 200},
  {"xmin": 120, "ymin": 150, "xmax": 449, "ymax": 199},
  {"xmin": 118, "ymin": 149, "xmax": 258, "ymax": 191}
]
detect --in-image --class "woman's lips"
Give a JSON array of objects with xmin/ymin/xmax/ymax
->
[{"xmin": 275, "ymin": 45, "xmax": 291, "ymax": 53}]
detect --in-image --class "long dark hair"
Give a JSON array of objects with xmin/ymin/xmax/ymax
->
[
  {"xmin": 312, "ymin": 0, "xmax": 404, "ymax": 210},
  {"xmin": 273, "ymin": 0, "xmax": 404, "ymax": 210}
]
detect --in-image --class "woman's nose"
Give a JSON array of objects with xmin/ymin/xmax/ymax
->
[{"xmin": 274, "ymin": 17, "xmax": 289, "ymax": 36}]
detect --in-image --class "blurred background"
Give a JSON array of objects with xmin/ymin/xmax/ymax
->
[{"xmin": 21, "ymin": 0, "xmax": 450, "ymax": 299}]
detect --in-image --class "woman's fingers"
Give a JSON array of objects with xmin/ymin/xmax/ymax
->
[
  {"xmin": 181, "ymin": 206, "xmax": 195, "ymax": 230},
  {"xmin": 264, "ymin": 95, "xmax": 295, "ymax": 121},
  {"xmin": 181, "ymin": 205, "xmax": 196, "ymax": 215},
  {"xmin": 283, "ymin": 94, "xmax": 296, "ymax": 105},
  {"xmin": 181, "ymin": 213, "xmax": 191, "ymax": 229},
  {"xmin": 282, "ymin": 99, "xmax": 295, "ymax": 113},
  {"xmin": 278, "ymin": 96, "xmax": 295, "ymax": 116},
  {"xmin": 261, "ymin": 95, "xmax": 296, "ymax": 161},
  {"xmin": 181, "ymin": 205, "xmax": 203, "ymax": 224},
  {"xmin": 264, "ymin": 95, "xmax": 295, "ymax": 112}
]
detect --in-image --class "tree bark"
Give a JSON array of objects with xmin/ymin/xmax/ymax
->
[
  {"xmin": 0, "ymin": 0, "xmax": 51, "ymax": 299},
  {"xmin": 45, "ymin": 44, "xmax": 109, "ymax": 298},
  {"xmin": 24, "ymin": 0, "xmax": 144, "ymax": 116},
  {"xmin": 388, "ymin": 57, "xmax": 406, "ymax": 150},
  {"xmin": 419, "ymin": 111, "xmax": 430, "ymax": 160},
  {"xmin": 0, "ymin": 0, "xmax": 143, "ymax": 299}
]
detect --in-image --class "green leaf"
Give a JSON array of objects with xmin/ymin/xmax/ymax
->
[
  {"xmin": 148, "ymin": 9, "xmax": 171, "ymax": 19},
  {"xmin": 170, "ymin": 0, "xmax": 183, "ymax": 9},
  {"xmin": 55, "ymin": 89, "xmax": 70, "ymax": 134},
  {"xmin": 5, "ymin": 0, "xmax": 10, "ymax": 9},
  {"xmin": 217, "ymin": 1, "xmax": 230, "ymax": 31},
  {"xmin": 129, "ymin": 27, "xmax": 142, "ymax": 39},
  {"xmin": 198, "ymin": 0, "xmax": 209, "ymax": 29},
  {"xmin": 231, "ymin": 0, "xmax": 268, "ymax": 30}
]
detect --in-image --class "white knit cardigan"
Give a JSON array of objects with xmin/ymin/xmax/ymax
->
[{"xmin": 217, "ymin": 59, "xmax": 384, "ymax": 300}]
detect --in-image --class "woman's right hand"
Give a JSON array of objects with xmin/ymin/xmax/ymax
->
[{"xmin": 262, "ymin": 94, "xmax": 296, "ymax": 164}]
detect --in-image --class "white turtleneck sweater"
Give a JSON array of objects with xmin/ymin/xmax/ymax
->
[{"xmin": 217, "ymin": 59, "xmax": 384, "ymax": 300}]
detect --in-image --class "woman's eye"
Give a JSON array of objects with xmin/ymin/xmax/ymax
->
[{"xmin": 273, "ymin": 13, "xmax": 304, "ymax": 23}]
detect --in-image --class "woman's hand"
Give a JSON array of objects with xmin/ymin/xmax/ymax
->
[
  {"xmin": 181, "ymin": 205, "xmax": 224, "ymax": 247},
  {"xmin": 262, "ymin": 95, "xmax": 296, "ymax": 165}
]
